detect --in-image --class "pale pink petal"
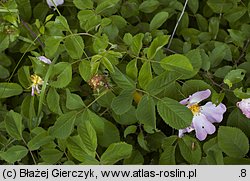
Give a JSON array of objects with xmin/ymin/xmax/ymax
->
[
  {"xmin": 193, "ymin": 114, "xmax": 215, "ymax": 141},
  {"xmin": 178, "ymin": 126, "xmax": 194, "ymax": 137},
  {"xmin": 46, "ymin": 0, "xmax": 64, "ymax": 8},
  {"xmin": 180, "ymin": 89, "xmax": 211, "ymax": 105},
  {"xmin": 180, "ymin": 97, "xmax": 190, "ymax": 105},
  {"xmin": 200, "ymin": 102, "xmax": 226, "ymax": 123},
  {"xmin": 31, "ymin": 86, "xmax": 35, "ymax": 96},
  {"xmin": 237, "ymin": 99, "xmax": 250, "ymax": 118},
  {"xmin": 188, "ymin": 89, "xmax": 211, "ymax": 104},
  {"xmin": 37, "ymin": 56, "xmax": 51, "ymax": 64}
]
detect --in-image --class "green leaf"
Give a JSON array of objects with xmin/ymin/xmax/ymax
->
[
  {"xmin": 39, "ymin": 149, "xmax": 63, "ymax": 164},
  {"xmin": 126, "ymin": 59, "xmax": 138, "ymax": 80},
  {"xmin": 78, "ymin": 120, "xmax": 97, "ymax": 157},
  {"xmin": 138, "ymin": 61, "xmax": 152, "ymax": 89},
  {"xmin": 178, "ymin": 136, "xmax": 202, "ymax": 164},
  {"xmin": 224, "ymin": 7, "xmax": 246, "ymax": 23},
  {"xmin": 64, "ymin": 35, "xmax": 84, "ymax": 59},
  {"xmin": 4, "ymin": 110, "xmax": 24, "ymax": 140},
  {"xmin": 136, "ymin": 95, "xmax": 156, "ymax": 130},
  {"xmin": 224, "ymin": 157, "xmax": 250, "ymax": 165},
  {"xmin": 110, "ymin": 67, "xmax": 135, "ymax": 89},
  {"xmin": 121, "ymin": 1, "xmax": 139, "ymax": 18},
  {"xmin": 85, "ymin": 110, "xmax": 120, "ymax": 147},
  {"xmin": 206, "ymin": 150, "xmax": 224, "ymax": 165},
  {"xmin": 50, "ymin": 62, "xmax": 72, "ymax": 88},
  {"xmin": 195, "ymin": 14, "xmax": 208, "ymax": 32},
  {"xmin": 16, "ymin": 0, "xmax": 32, "ymax": 21},
  {"xmin": 227, "ymin": 108, "xmax": 250, "ymax": 139},
  {"xmin": 233, "ymin": 87, "xmax": 250, "ymax": 99},
  {"xmin": 157, "ymin": 97, "xmax": 193, "ymax": 130},
  {"xmin": 181, "ymin": 80, "xmax": 213, "ymax": 97},
  {"xmin": 78, "ymin": 10, "xmax": 101, "ymax": 32},
  {"xmin": 147, "ymin": 35, "xmax": 170, "ymax": 59},
  {"xmin": 130, "ymin": 33, "xmax": 144, "ymax": 56},
  {"xmin": 124, "ymin": 125, "xmax": 137, "ymax": 137},
  {"xmin": 207, "ymin": 0, "xmax": 235, "ymax": 13},
  {"xmin": 46, "ymin": 87, "xmax": 62, "ymax": 114},
  {"xmin": 218, "ymin": 126, "xmax": 249, "ymax": 158},
  {"xmin": 137, "ymin": 131, "xmax": 150, "ymax": 151},
  {"xmin": 223, "ymin": 69, "xmax": 246, "ymax": 88},
  {"xmin": 95, "ymin": 0, "xmax": 120, "ymax": 15},
  {"xmin": 146, "ymin": 71, "xmax": 180, "ymax": 95},
  {"xmin": 79, "ymin": 60, "xmax": 91, "ymax": 81},
  {"xmin": 111, "ymin": 89, "xmax": 134, "ymax": 115},
  {"xmin": 123, "ymin": 33, "xmax": 133, "ymax": 45},
  {"xmin": 0, "ymin": 83, "xmax": 23, "ymax": 99},
  {"xmin": 0, "ymin": 145, "xmax": 28, "ymax": 163},
  {"xmin": 0, "ymin": 65, "xmax": 9, "ymax": 79},
  {"xmin": 101, "ymin": 57, "xmax": 114, "ymax": 73},
  {"xmin": 214, "ymin": 66, "xmax": 232, "ymax": 78},
  {"xmin": 27, "ymin": 132, "xmax": 54, "ymax": 151},
  {"xmin": 67, "ymin": 135, "xmax": 98, "ymax": 162},
  {"xmin": 44, "ymin": 36, "xmax": 63, "ymax": 57},
  {"xmin": 49, "ymin": 111, "xmax": 77, "ymax": 139},
  {"xmin": 113, "ymin": 107, "xmax": 138, "ymax": 125},
  {"xmin": 73, "ymin": 0, "xmax": 93, "ymax": 9},
  {"xmin": 100, "ymin": 142, "xmax": 133, "ymax": 165},
  {"xmin": 18, "ymin": 66, "xmax": 31, "ymax": 88},
  {"xmin": 162, "ymin": 135, "xmax": 178, "ymax": 150},
  {"xmin": 150, "ymin": 11, "xmax": 169, "ymax": 31},
  {"xmin": 160, "ymin": 54, "xmax": 193, "ymax": 75},
  {"xmin": 159, "ymin": 146, "xmax": 176, "ymax": 165},
  {"xmin": 188, "ymin": 0, "xmax": 199, "ymax": 14},
  {"xmin": 66, "ymin": 89, "xmax": 85, "ymax": 110},
  {"xmin": 139, "ymin": 0, "xmax": 160, "ymax": 13},
  {"xmin": 21, "ymin": 95, "xmax": 37, "ymax": 129},
  {"xmin": 93, "ymin": 34, "xmax": 109, "ymax": 53},
  {"xmin": 209, "ymin": 17, "xmax": 220, "ymax": 39},
  {"xmin": 183, "ymin": 49, "xmax": 202, "ymax": 79},
  {"xmin": 0, "ymin": 34, "xmax": 9, "ymax": 52},
  {"xmin": 209, "ymin": 43, "xmax": 227, "ymax": 67},
  {"xmin": 55, "ymin": 16, "xmax": 70, "ymax": 30},
  {"xmin": 228, "ymin": 29, "xmax": 246, "ymax": 48},
  {"xmin": 123, "ymin": 149, "xmax": 144, "ymax": 165}
]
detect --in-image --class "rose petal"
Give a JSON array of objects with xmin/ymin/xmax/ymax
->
[
  {"xmin": 46, "ymin": 0, "xmax": 64, "ymax": 8},
  {"xmin": 192, "ymin": 114, "xmax": 215, "ymax": 141},
  {"xmin": 180, "ymin": 89, "xmax": 211, "ymax": 105},
  {"xmin": 237, "ymin": 99, "xmax": 250, "ymax": 118},
  {"xmin": 31, "ymin": 86, "xmax": 35, "ymax": 96},
  {"xmin": 37, "ymin": 56, "xmax": 51, "ymax": 64},
  {"xmin": 178, "ymin": 126, "xmax": 194, "ymax": 137},
  {"xmin": 180, "ymin": 97, "xmax": 190, "ymax": 105},
  {"xmin": 200, "ymin": 102, "xmax": 226, "ymax": 123}
]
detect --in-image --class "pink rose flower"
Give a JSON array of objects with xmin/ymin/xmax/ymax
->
[
  {"xmin": 179, "ymin": 89, "xmax": 226, "ymax": 141},
  {"xmin": 237, "ymin": 98, "xmax": 250, "ymax": 118}
]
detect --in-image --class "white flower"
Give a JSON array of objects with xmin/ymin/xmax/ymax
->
[
  {"xmin": 30, "ymin": 74, "xmax": 44, "ymax": 96},
  {"xmin": 237, "ymin": 98, "xmax": 250, "ymax": 118},
  {"xmin": 37, "ymin": 56, "xmax": 51, "ymax": 64},
  {"xmin": 46, "ymin": 0, "xmax": 64, "ymax": 8}
]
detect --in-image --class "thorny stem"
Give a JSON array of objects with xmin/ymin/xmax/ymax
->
[
  {"xmin": 20, "ymin": 18, "xmax": 45, "ymax": 48},
  {"xmin": 167, "ymin": 0, "xmax": 189, "ymax": 49}
]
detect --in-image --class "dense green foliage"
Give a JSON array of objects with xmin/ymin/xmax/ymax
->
[{"xmin": 0, "ymin": 0, "xmax": 250, "ymax": 165}]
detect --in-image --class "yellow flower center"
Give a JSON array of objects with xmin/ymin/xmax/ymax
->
[
  {"xmin": 30, "ymin": 74, "xmax": 43, "ymax": 85},
  {"xmin": 189, "ymin": 104, "xmax": 200, "ymax": 115}
]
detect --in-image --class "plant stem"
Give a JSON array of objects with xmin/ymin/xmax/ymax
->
[{"xmin": 167, "ymin": 0, "xmax": 189, "ymax": 49}]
